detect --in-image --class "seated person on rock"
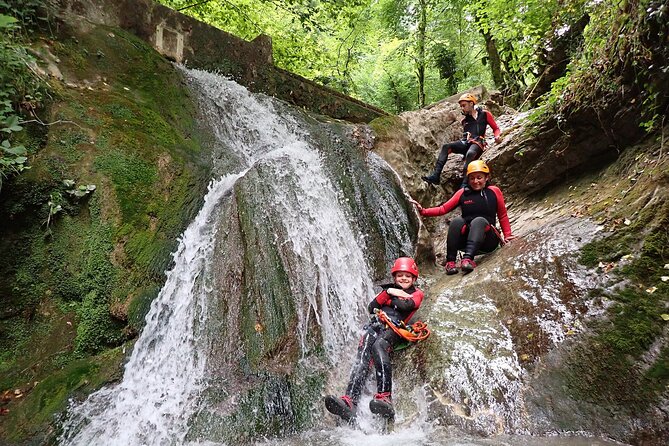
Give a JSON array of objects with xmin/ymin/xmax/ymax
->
[
  {"xmin": 422, "ymin": 93, "xmax": 501, "ymax": 188},
  {"xmin": 411, "ymin": 161, "xmax": 516, "ymax": 274},
  {"xmin": 324, "ymin": 257, "xmax": 424, "ymax": 422}
]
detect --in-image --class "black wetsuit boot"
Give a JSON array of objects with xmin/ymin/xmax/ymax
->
[
  {"xmin": 422, "ymin": 158, "xmax": 446, "ymax": 185},
  {"xmin": 369, "ymin": 392, "xmax": 394, "ymax": 419},
  {"xmin": 324, "ymin": 395, "xmax": 356, "ymax": 422},
  {"xmin": 461, "ymin": 240, "xmax": 479, "ymax": 273}
]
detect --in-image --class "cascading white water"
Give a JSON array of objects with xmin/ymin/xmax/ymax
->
[
  {"xmin": 186, "ymin": 69, "xmax": 375, "ymax": 360},
  {"xmin": 59, "ymin": 174, "xmax": 239, "ymax": 445},
  {"xmin": 259, "ymin": 144, "xmax": 373, "ymax": 359},
  {"xmin": 59, "ymin": 69, "xmax": 388, "ymax": 444}
]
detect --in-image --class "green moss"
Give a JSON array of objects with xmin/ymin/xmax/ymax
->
[
  {"xmin": 369, "ymin": 115, "xmax": 406, "ymax": 139},
  {"xmin": 236, "ymin": 176, "xmax": 296, "ymax": 368},
  {"xmin": 127, "ymin": 285, "xmax": 160, "ymax": 332},
  {"xmin": 75, "ymin": 291, "xmax": 125, "ymax": 356},
  {"xmin": 0, "ymin": 19, "xmax": 209, "ymax": 444},
  {"xmin": 93, "ymin": 150, "xmax": 157, "ymax": 222},
  {"xmin": 571, "ymin": 209, "xmax": 669, "ymax": 410},
  {"xmin": 578, "ymin": 233, "xmax": 634, "ymax": 266},
  {"xmin": 1, "ymin": 348, "xmax": 124, "ymax": 443}
]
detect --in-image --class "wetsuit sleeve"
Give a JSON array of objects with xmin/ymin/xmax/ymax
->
[
  {"xmin": 368, "ymin": 290, "xmax": 391, "ymax": 313},
  {"xmin": 391, "ymin": 288, "xmax": 423, "ymax": 312},
  {"xmin": 410, "ymin": 289, "xmax": 424, "ymax": 310},
  {"xmin": 485, "ymin": 110, "xmax": 502, "ymax": 138},
  {"xmin": 486, "ymin": 111, "xmax": 501, "ymax": 139},
  {"xmin": 390, "ymin": 297, "xmax": 415, "ymax": 311},
  {"xmin": 420, "ymin": 189, "xmax": 463, "ymax": 217},
  {"xmin": 490, "ymin": 186, "xmax": 512, "ymax": 237}
]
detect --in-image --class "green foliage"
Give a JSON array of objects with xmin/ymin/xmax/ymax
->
[
  {"xmin": 540, "ymin": 0, "xmax": 667, "ymax": 127},
  {"xmin": 469, "ymin": 0, "xmax": 562, "ymax": 96},
  {"xmin": 0, "ymin": 0, "xmax": 47, "ymax": 29},
  {"xmin": 157, "ymin": 0, "xmax": 490, "ymax": 111},
  {"xmin": 43, "ymin": 180, "xmax": 96, "ymax": 231},
  {"xmin": 432, "ymin": 44, "xmax": 458, "ymax": 93},
  {"xmin": 0, "ymin": 15, "xmax": 37, "ymax": 190}
]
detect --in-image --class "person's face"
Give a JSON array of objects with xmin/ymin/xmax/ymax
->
[
  {"xmin": 468, "ymin": 172, "xmax": 489, "ymax": 191},
  {"xmin": 459, "ymin": 101, "xmax": 474, "ymax": 115},
  {"xmin": 394, "ymin": 271, "xmax": 416, "ymax": 290}
]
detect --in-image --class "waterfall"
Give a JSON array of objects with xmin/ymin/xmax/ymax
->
[
  {"xmin": 59, "ymin": 174, "xmax": 235, "ymax": 445},
  {"xmin": 59, "ymin": 69, "xmax": 413, "ymax": 445}
]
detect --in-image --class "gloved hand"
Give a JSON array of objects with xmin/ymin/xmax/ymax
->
[{"xmin": 390, "ymin": 297, "xmax": 403, "ymax": 308}]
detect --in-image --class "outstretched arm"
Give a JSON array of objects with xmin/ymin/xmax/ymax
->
[{"xmin": 410, "ymin": 189, "xmax": 464, "ymax": 217}]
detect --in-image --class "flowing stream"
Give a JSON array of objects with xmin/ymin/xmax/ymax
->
[{"xmin": 59, "ymin": 70, "xmax": 626, "ymax": 446}]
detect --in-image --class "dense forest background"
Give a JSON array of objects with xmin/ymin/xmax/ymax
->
[{"xmin": 157, "ymin": 0, "xmax": 595, "ymax": 111}]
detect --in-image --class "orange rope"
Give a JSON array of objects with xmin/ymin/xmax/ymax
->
[{"xmin": 375, "ymin": 309, "xmax": 431, "ymax": 342}]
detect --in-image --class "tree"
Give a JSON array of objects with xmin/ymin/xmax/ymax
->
[{"xmin": 468, "ymin": 0, "xmax": 558, "ymax": 102}]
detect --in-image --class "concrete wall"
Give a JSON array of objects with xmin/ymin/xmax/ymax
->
[{"xmin": 51, "ymin": 0, "xmax": 387, "ymax": 123}]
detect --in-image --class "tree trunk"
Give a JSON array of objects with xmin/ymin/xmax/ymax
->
[
  {"xmin": 480, "ymin": 27, "xmax": 504, "ymax": 89},
  {"xmin": 416, "ymin": 0, "xmax": 427, "ymax": 108}
]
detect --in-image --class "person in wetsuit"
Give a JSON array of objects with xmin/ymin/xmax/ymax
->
[
  {"xmin": 422, "ymin": 93, "xmax": 501, "ymax": 188},
  {"xmin": 324, "ymin": 257, "xmax": 424, "ymax": 421},
  {"xmin": 412, "ymin": 160, "xmax": 516, "ymax": 274}
]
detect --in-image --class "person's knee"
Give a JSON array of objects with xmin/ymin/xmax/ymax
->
[
  {"xmin": 451, "ymin": 216, "xmax": 467, "ymax": 226},
  {"xmin": 449, "ymin": 216, "xmax": 467, "ymax": 233},
  {"xmin": 470, "ymin": 216, "xmax": 488, "ymax": 228},
  {"xmin": 465, "ymin": 151, "xmax": 479, "ymax": 162}
]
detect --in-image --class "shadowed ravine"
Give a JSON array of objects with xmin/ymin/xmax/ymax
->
[{"xmin": 59, "ymin": 70, "xmax": 624, "ymax": 445}]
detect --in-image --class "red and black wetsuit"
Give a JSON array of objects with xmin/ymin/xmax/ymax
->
[
  {"xmin": 436, "ymin": 107, "xmax": 501, "ymax": 185},
  {"xmin": 344, "ymin": 284, "xmax": 424, "ymax": 404},
  {"xmin": 420, "ymin": 185, "xmax": 512, "ymax": 261}
]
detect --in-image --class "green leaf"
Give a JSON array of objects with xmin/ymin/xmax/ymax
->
[
  {"xmin": 661, "ymin": 314, "xmax": 669, "ymax": 321},
  {"xmin": 0, "ymin": 14, "xmax": 18, "ymax": 29},
  {"xmin": 3, "ymin": 145, "xmax": 26, "ymax": 155},
  {"xmin": 3, "ymin": 115, "xmax": 23, "ymax": 132}
]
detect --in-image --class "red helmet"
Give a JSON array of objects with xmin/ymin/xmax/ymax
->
[{"xmin": 391, "ymin": 257, "xmax": 419, "ymax": 278}]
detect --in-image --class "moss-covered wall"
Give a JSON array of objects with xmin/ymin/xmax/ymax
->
[{"xmin": 0, "ymin": 21, "xmax": 211, "ymax": 443}]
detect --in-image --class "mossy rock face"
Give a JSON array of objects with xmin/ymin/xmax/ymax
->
[
  {"xmin": 516, "ymin": 137, "xmax": 669, "ymax": 443},
  {"xmin": 0, "ymin": 22, "xmax": 212, "ymax": 442},
  {"xmin": 187, "ymin": 369, "xmax": 326, "ymax": 443}
]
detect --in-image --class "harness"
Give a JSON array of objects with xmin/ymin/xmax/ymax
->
[
  {"xmin": 373, "ymin": 308, "xmax": 431, "ymax": 343},
  {"xmin": 462, "ymin": 107, "xmax": 489, "ymax": 151}
]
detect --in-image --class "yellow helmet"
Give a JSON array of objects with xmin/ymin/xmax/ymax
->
[
  {"xmin": 466, "ymin": 160, "xmax": 490, "ymax": 176},
  {"xmin": 458, "ymin": 93, "xmax": 478, "ymax": 105}
]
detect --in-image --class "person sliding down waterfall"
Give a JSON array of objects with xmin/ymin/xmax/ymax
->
[
  {"xmin": 422, "ymin": 93, "xmax": 501, "ymax": 188},
  {"xmin": 411, "ymin": 161, "xmax": 516, "ymax": 274},
  {"xmin": 324, "ymin": 257, "xmax": 425, "ymax": 422}
]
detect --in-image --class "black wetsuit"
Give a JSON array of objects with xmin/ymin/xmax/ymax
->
[
  {"xmin": 344, "ymin": 284, "xmax": 424, "ymax": 404},
  {"xmin": 435, "ymin": 108, "xmax": 501, "ymax": 184},
  {"xmin": 420, "ymin": 185, "xmax": 513, "ymax": 261}
]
